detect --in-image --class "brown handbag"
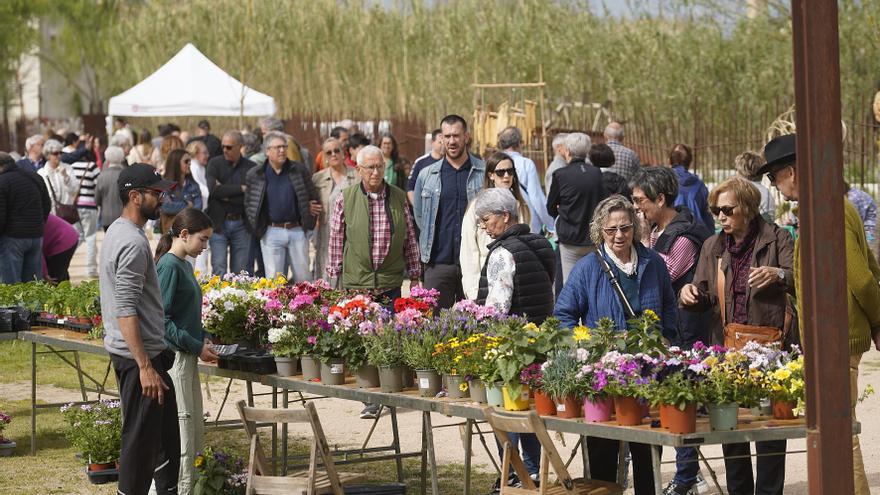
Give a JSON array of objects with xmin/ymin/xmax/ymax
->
[
  {"xmin": 717, "ymin": 258, "xmax": 787, "ymax": 350},
  {"xmin": 46, "ymin": 172, "xmax": 81, "ymax": 224}
]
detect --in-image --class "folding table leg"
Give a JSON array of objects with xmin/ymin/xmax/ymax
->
[
  {"xmin": 30, "ymin": 342, "xmax": 36, "ymax": 456},
  {"xmin": 389, "ymin": 407, "xmax": 404, "ymax": 482},
  {"xmin": 72, "ymin": 350, "xmax": 88, "ymax": 401},
  {"xmin": 423, "ymin": 411, "xmax": 440, "ymax": 495},
  {"xmin": 651, "ymin": 444, "xmax": 663, "ymax": 495},
  {"xmin": 463, "ymin": 418, "xmax": 473, "ymax": 495}
]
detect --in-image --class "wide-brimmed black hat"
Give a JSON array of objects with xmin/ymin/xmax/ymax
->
[
  {"xmin": 118, "ymin": 163, "xmax": 176, "ymax": 192},
  {"xmin": 758, "ymin": 134, "xmax": 796, "ymax": 176}
]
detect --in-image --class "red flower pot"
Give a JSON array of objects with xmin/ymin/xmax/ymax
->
[
  {"xmin": 533, "ymin": 390, "xmax": 556, "ymax": 416},
  {"xmin": 771, "ymin": 400, "xmax": 798, "ymax": 420},
  {"xmin": 661, "ymin": 403, "xmax": 697, "ymax": 434},
  {"xmin": 613, "ymin": 396, "xmax": 645, "ymax": 426},
  {"xmin": 555, "ymin": 395, "xmax": 583, "ymax": 419}
]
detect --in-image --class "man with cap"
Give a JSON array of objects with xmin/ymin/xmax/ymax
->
[
  {"xmin": 761, "ymin": 133, "xmax": 880, "ymax": 495},
  {"xmin": 0, "ymin": 152, "xmax": 51, "ymax": 283},
  {"xmin": 100, "ymin": 163, "xmax": 181, "ymax": 495}
]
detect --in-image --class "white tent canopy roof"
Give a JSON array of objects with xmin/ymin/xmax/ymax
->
[{"xmin": 107, "ymin": 43, "xmax": 276, "ymax": 117}]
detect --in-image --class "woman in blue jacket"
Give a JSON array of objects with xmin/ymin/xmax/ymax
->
[{"xmin": 554, "ymin": 194, "xmax": 678, "ymax": 495}]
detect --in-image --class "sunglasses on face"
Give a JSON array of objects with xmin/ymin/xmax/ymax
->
[
  {"xmin": 325, "ymin": 148, "xmax": 342, "ymax": 156},
  {"xmin": 49, "ymin": 151, "xmax": 62, "ymax": 156},
  {"xmin": 493, "ymin": 168, "xmax": 515, "ymax": 177},
  {"xmin": 710, "ymin": 205, "xmax": 737, "ymax": 216},
  {"xmin": 140, "ymin": 188, "xmax": 168, "ymax": 200},
  {"xmin": 221, "ymin": 145, "xmax": 236, "ymax": 151},
  {"xmin": 602, "ymin": 224, "xmax": 633, "ymax": 236}
]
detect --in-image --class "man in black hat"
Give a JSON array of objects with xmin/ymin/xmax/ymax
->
[
  {"xmin": 0, "ymin": 152, "xmax": 51, "ymax": 283},
  {"xmin": 99, "ymin": 163, "xmax": 181, "ymax": 495},
  {"xmin": 761, "ymin": 133, "xmax": 880, "ymax": 494}
]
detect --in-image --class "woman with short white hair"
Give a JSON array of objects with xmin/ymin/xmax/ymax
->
[{"xmin": 38, "ymin": 139, "xmax": 80, "ymax": 216}]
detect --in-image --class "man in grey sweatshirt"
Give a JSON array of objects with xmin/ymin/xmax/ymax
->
[{"xmin": 100, "ymin": 163, "xmax": 179, "ymax": 495}]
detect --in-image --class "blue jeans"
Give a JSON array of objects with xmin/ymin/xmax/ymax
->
[
  {"xmin": 673, "ymin": 446, "xmax": 699, "ymax": 486},
  {"xmin": 0, "ymin": 236, "xmax": 43, "ymax": 283},
  {"xmin": 209, "ymin": 219, "xmax": 251, "ymax": 276},
  {"xmin": 496, "ymin": 432, "xmax": 542, "ymax": 478},
  {"xmin": 260, "ymin": 226, "xmax": 311, "ymax": 282}
]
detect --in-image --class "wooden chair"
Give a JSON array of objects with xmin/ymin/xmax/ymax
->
[
  {"xmin": 236, "ymin": 400, "xmax": 365, "ymax": 495},
  {"xmin": 482, "ymin": 406, "xmax": 623, "ymax": 495}
]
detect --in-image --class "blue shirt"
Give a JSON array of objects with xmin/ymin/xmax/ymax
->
[
  {"xmin": 407, "ymin": 154, "xmax": 440, "ymax": 192},
  {"xmin": 431, "ymin": 157, "xmax": 472, "ymax": 264},
  {"xmin": 265, "ymin": 163, "xmax": 299, "ymax": 224}
]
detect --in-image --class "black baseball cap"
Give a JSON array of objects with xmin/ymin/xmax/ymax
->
[{"xmin": 118, "ymin": 163, "xmax": 176, "ymax": 192}]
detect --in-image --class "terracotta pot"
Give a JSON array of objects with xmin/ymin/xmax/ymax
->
[
  {"xmin": 661, "ymin": 403, "xmax": 697, "ymax": 434},
  {"xmin": 583, "ymin": 396, "xmax": 614, "ymax": 422},
  {"xmin": 88, "ymin": 461, "xmax": 116, "ymax": 472},
  {"xmin": 659, "ymin": 403, "xmax": 670, "ymax": 428},
  {"xmin": 555, "ymin": 395, "xmax": 583, "ymax": 419},
  {"xmin": 533, "ymin": 390, "xmax": 557, "ymax": 416},
  {"xmin": 613, "ymin": 396, "xmax": 645, "ymax": 426},
  {"xmin": 771, "ymin": 399, "xmax": 798, "ymax": 420}
]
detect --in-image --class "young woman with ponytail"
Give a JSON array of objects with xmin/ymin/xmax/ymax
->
[{"xmin": 154, "ymin": 208, "xmax": 218, "ymax": 494}]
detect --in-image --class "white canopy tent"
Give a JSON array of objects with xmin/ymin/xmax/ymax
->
[{"xmin": 107, "ymin": 43, "xmax": 276, "ymax": 118}]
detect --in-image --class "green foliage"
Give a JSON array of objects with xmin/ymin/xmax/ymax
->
[
  {"xmin": 401, "ymin": 329, "xmax": 442, "ymax": 370},
  {"xmin": 193, "ymin": 446, "xmax": 246, "ymax": 495},
  {"xmin": 364, "ymin": 326, "xmax": 406, "ymax": 368},
  {"xmin": 492, "ymin": 317, "xmax": 570, "ymax": 396},
  {"xmin": 540, "ymin": 349, "xmax": 582, "ymax": 400},
  {"xmin": 60, "ymin": 400, "xmax": 122, "ymax": 465},
  {"xmin": 650, "ymin": 372, "xmax": 699, "ymax": 410}
]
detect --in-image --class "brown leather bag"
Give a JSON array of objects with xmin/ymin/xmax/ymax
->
[
  {"xmin": 46, "ymin": 173, "xmax": 81, "ymax": 225},
  {"xmin": 717, "ymin": 259, "xmax": 788, "ymax": 350}
]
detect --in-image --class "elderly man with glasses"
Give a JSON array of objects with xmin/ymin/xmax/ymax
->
[{"xmin": 244, "ymin": 131, "xmax": 321, "ymax": 282}]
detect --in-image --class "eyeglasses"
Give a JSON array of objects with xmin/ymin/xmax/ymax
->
[
  {"xmin": 49, "ymin": 151, "xmax": 62, "ymax": 156},
  {"xmin": 268, "ymin": 144, "xmax": 288, "ymax": 151},
  {"xmin": 493, "ymin": 168, "xmax": 515, "ymax": 177},
  {"xmin": 476, "ymin": 214, "xmax": 498, "ymax": 227},
  {"xmin": 221, "ymin": 145, "xmax": 236, "ymax": 151},
  {"xmin": 359, "ymin": 165, "xmax": 383, "ymax": 174},
  {"xmin": 602, "ymin": 224, "xmax": 633, "ymax": 236},
  {"xmin": 325, "ymin": 148, "xmax": 343, "ymax": 156},
  {"xmin": 710, "ymin": 205, "xmax": 737, "ymax": 216},
  {"xmin": 139, "ymin": 188, "xmax": 168, "ymax": 200},
  {"xmin": 766, "ymin": 165, "xmax": 790, "ymax": 183}
]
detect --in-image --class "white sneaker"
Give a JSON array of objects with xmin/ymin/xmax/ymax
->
[{"xmin": 693, "ymin": 473, "xmax": 711, "ymax": 494}]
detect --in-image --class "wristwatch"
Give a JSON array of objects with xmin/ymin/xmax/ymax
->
[{"xmin": 776, "ymin": 268, "xmax": 785, "ymax": 281}]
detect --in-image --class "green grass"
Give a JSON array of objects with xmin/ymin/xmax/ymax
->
[{"xmin": 0, "ymin": 340, "xmax": 499, "ymax": 494}]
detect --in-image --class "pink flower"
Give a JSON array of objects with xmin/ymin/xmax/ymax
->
[
  {"xmin": 307, "ymin": 335, "xmax": 317, "ymax": 345},
  {"xmin": 289, "ymin": 294, "xmax": 315, "ymax": 311}
]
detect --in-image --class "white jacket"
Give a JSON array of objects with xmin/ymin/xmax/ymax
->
[
  {"xmin": 39, "ymin": 162, "xmax": 80, "ymax": 213},
  {"xmin": 459, "ymin": 200, "xmax": 529, "ymax": 300}
]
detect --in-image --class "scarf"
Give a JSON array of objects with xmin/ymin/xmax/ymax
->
[
  {"xmin": 604, "ymin": 243, "xmax": 638, "ymax": 276},
  {"xmin": 726, "ymin": 218, "xmax": 760, "ymax": 324}
]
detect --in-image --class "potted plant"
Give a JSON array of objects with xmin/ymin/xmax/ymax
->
[
  {"xmin": 202, "ymin": 286, "xmax": 257, "ymax": 345},
  {"xmin": 766, "ymin": 351, "xmax": 805, "ymax": 419},
  {"xmin": 649, "ymin": 348, "xmax": 710, "ymax": 434},
  {"xmin": 700, "ymin": 348, "xmax": 764, "ymax": 431},
  {"xmin": 267, "ymin": 325, "xmax": 306, "ymax": 376},
  {"xmin": 599, "ymin": 351, "xmax": 657, "ymax": 426},
  {"xmin": 432, "ymin": 336, "xmax": 469, "ymax": 399},
  {"xmin": 520, "ymin": 364, "xmax": 553, "ymax": 415},
  {"xmin": 572, "ymin": 321, "xmax": 616, "ymax": 422},
  {"xmin": 193, "ymin": 446, "xmax": 247, "ymax": 495},
  {"xmin": 319, "ymin": 295, "xmax": 384, "ymax": 385},
  {"xmin": 454, "ymin": 333, "xmax": 501, "ymax": 404},
  {"xmin": 60, "ymin": 400, "xmax": 122, "ymax": 482},
  {"xmin": 364, "ymin": 322, "xmax": 406, "ymax": 392},
  {"xmin": 402, "ymin": 329, "xmax": 443, "ymax": 397},
  {"xmin": 0, "ymin": 411, "xmax": 14, "ymax": 456},
  {"xmin": 493, "ymin": 317, "xmax": 569, "ymax": 410},
  {"xmin": 541, "ymin": 349, "xmax": 584, "ymax": 419}
]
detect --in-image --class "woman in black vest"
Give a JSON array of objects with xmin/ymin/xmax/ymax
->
[
  {"xmin": 473, "ymin": 187, "xmax": 554, "ymax": 491},
  {"xmin": 474, "ymin": 188, "xmax": 555, "ymax": 323}
]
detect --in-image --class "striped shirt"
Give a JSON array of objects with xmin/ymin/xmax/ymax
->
[
  {"xmin": 71, "ymin": 161, "xmax": 100, "ymax": 208},
  {"xmin": 649, "ymin": 230, "xmax": 698, "ymax": 283}
]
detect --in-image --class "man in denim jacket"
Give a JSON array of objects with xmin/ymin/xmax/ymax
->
[{"xmin": 413, "ymin": 115, "xmax": 485, "ymax": 308}]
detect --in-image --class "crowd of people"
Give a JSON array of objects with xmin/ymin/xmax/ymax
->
[{"xmin": 2, "ymin": 113, "xmax": 878, "ymax": 495}]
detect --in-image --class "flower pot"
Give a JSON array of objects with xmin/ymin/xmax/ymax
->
[
  {"xmin": 415, "ymin": 369, "xmax": 442, "ymax": 397},
  {"xmin": 86, "ymin": 462, "xmax": 119, "ymax": 484},
  {"xmin": 534, "ymin": 390, "xmax": 557, "ymax": 416},
  {"xmin": 378, "ymin": 365, "xmax": 404, "ymax": 392},
  {"xmin": 300, "ymin": 355, "xmax": 321, "ymax": 381},
  {"xmin": 468, "ymin": 379, "xmax": 487, "ymax": 403},
  {"xmin": 708, "ymin": 403, "xmax": 739, "ymax": 431},
  {"xmin": 583, "ymin": 396, "xmax": 614, "ymax": 422},
  {"xmin": 400, "ymin": 366, "xmax": 415, "ymax": 389},
  {"xmin": 444, "ymin": 374, "xmax": 469, "ymax": 399},
  {"xmin": 555, "ymin": 395, "xmax": 583, "ymax": 419},
  {"xmin": 320, "ymin": 359, "xmax": 346, "ymax": 385},
  {"xmin": 356, "ymin": 365, "xmax": 380, "ymax": 388},
  {"xmin": 486, "ymin": 383, "xmax": 505, "ymax": 407},
  {"xmin": 274, "ymin": 357, "xmax": 299, "ymax": 377},
  {"xmin": 613, "ymin": 396, "xmax": 645, "ymax": 426},
  {"xmin": 771, "ymin": 399, "xmax": 798, "ymax": 420},
  {"xmin": 661, "ymin": 403, "xmax": 697, "ymax": 434},
  {"xmin": 502, "ymin": 385, "xmax": 531, "ymax": 411},
  {"xmin": 750, "ymin": 399, "xmax": 772, "ymax": 418},
  {"xmin": 0, "ymin": 440, "xmax": 16, "ymax": 457}
]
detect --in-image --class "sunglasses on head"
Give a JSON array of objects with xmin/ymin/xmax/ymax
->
[
  {"xmin": 710, "ymin": 205, "xmax": 737, "ymax": 216},
  {"xmin": 493, "ymin": 168, "xmax": 515, "ymax": 177}
]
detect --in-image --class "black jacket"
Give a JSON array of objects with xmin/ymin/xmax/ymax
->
[
  {"xmin": 244, "ymin": 159, "xmax": 318, "ymax": 239},
  {"xmin": 546, "ymin": 160, "xmax": 608, "ymax": 246},
  {"xmin": 477, "ymin": 224, "xmax": 556, "ymax": 323},
  {"xmin": 205, "ymin": 155, "xmax": 256, "ymax": 233},
  {"xmin": 0, "ymin": 166, "xmax": 51, "ymax": 238}
]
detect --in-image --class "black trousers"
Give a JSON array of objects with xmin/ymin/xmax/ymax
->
[
  {"xmin": 586, "ymin": 437, "xmax": 657, "ymax": 495},
  {"xmin": 423, "ymin": 263, "xmax": 464, "ymax": 309},
  {"xmin": 722, "ymin": 441, "xmax": 786, "ymax": 495},
  {"xmin": 45, "ymin": 244, "xmax": 77, "ymax": 282},
  {"xmin": 112, "ymin": 350, "xmax": 180, "ymax": 495}
]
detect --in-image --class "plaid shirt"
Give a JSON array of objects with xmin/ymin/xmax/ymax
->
[
  {"xmin": 326, "ymin": 184, "xmax": 422, "ymax": 281},
  {"xmin": 605, "ymin": 140, "xmax": 641, "ymax": 181}
]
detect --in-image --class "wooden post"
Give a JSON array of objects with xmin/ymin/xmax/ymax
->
[
  {"xmin": 538, "ymin": 65, "xmax": 549, "ymax": 174},
  {"xmin": 791, "ymin": 1, "xmax": 854, "ymax": 493}
]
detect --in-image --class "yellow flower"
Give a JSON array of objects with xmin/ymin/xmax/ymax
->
[
  {"xmin": 459, "ymin": 381, "xmax": 469, "ymax": 392},
  {"xmin": 786, "ymin": 360, "xmax": 803, "ymax": 372},
  {"xmin": 453, "ymin": 356, "xmax": 462, "ymax": 363},
  {"xmin": 573, "ymin": 326, "xmax": 591, "ymax": 342},
  {"xmin": 772, "ymin": 368, "xmax": 792, "ymax": 381},
  {"xmin": 523, "ymin": 322, "xmax": 539, "ymax": 333},
  {"xmin": 643, "ymin": 309, "xmax": 659, "ymax": 322},
  {"xmin": 528, "ymin": 338, "xmax": 536, "ymax": 344},
  {"xmin": 194, "ymin": 456, "xmax": 204, "ymax": 468},
  {"xmin": 702, "ymin": 355, "xmax": 718, "ymax": 368}
]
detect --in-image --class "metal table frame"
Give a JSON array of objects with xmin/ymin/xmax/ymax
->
[{"xmin": 16, "ymin": 328, "xmax": 847, "ymax": 495}]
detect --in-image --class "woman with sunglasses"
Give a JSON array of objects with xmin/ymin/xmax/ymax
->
[
  {"xmin": 159, "ymin": 149, "xmax": 202, "ymax": 235},
  {"xmin": 554, "ymin": 194, "xmax": 677, "ymax": 495},
  {"xmin": 460, "ymin": 151, "xmax": 530, "ymax": 300},
  {"xmin": 680, "ymin": 176, "xmax": 794, "ymax": 495},
  {"xmin": 312, "ymin": 137, "xmax": 358, "ymax": 280},
  {"xmin": 38, "ymin": 139, "xmax": 80, "ymax": 216}
]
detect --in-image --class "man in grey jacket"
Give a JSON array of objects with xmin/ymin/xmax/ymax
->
[{"xmin": 100, "ymin": 163, "xmax": 179, "ymax": 495}]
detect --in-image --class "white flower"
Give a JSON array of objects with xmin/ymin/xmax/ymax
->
[
  {"xmin": 267, "ymin": 327, "xmax": 286, "ymax": 344},
  {"xmin": 223, "ymin": 301, "xmax": 236, "ymax": 311}
]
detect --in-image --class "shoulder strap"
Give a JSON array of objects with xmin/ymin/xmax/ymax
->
[
  {"xmin": 596, "ymin": 249, "xmax": 637, "ymax": 319},
  {"xmin": 716, "ymin": 257, "xmax": 726, "ymax": 327},
  {"xmin": 45, "ymin": 173, "xmax": 60, "ymax": 203}
]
